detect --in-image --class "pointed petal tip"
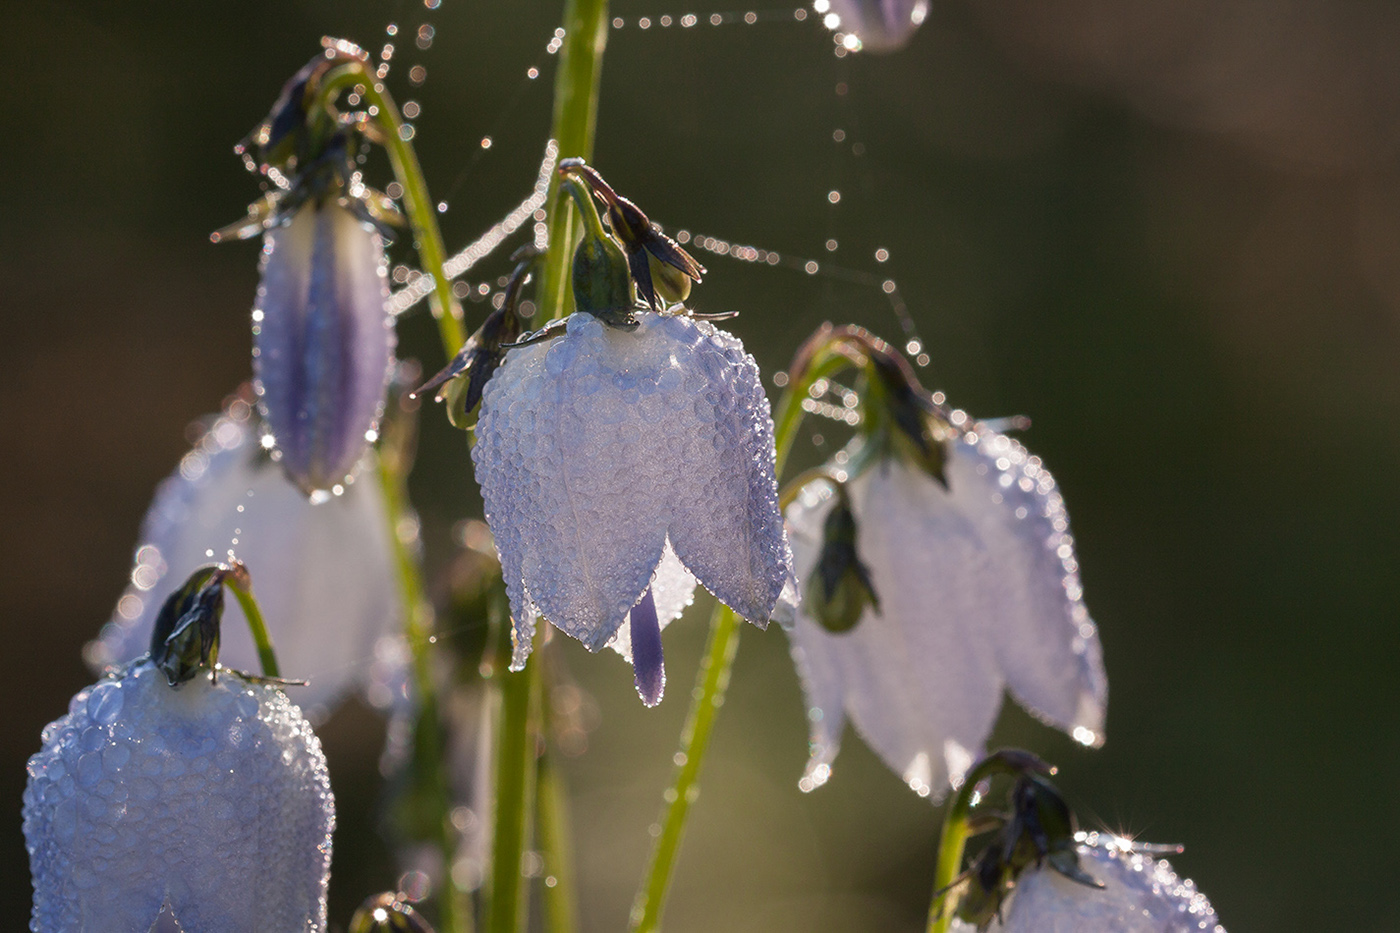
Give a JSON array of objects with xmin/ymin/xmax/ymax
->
[{"xmin": 629, "ymin": 588, "xmax": 666, "ymax": 706}]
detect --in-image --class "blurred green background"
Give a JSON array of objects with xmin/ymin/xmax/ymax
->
[{"xmin": 4, "ymin": 0, "xmax": 1399, "ymax": 929}]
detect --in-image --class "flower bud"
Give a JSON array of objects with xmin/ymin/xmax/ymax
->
[
  {"xmin": 805, "ymin": 483, "xmax": 880, "ymax": 633},
  {"xmin": 254, "ymin": 197, "xmax": 396, "ymax": 494},
  {"xmin": 23, "ymin": 662, "xmax": 334, "ymax": 931},
  {"xmin": 473, "ymin": 311, "xmax": 792, "ymax": 701},
  {"xmin": 826, "ymin": 0, "xmax": 929, "ymax": 53}
]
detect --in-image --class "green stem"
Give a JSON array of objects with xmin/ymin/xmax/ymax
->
[
  {"xmin": 484, "ymin": 626, "xmax": 543, "ymax": 933},
  {"xmin": 318, "ymin": 65, "xmax": 465, "ymax": 356},
  {"xmin": 537, "ymin": 750, "xmax": 580, "ymax": 933},
  {"xmin": 537, "ymin": 0, "xmax": 610, "ymax": 323},
  {"xmin": 223, "ymin": 572, "xmax": 280, "ymax": 678},
  {"xmin": 628, "ymin": 607, "xmax": 740, "ymax": 933},
  {"xmin": 376, "ymin": 455, "xmax": 471, "ymax": 933}
]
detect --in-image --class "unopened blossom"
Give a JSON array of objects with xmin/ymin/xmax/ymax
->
[
  {"xmin": 23, "ymin": 660, "xmax": 334, "ymax": 932},
  {"xmin": 472, "ymin": 311, "xmax": 791, "ymax": 704},
  {"xmin": 826, "ymin": 0, "xmax": 928, "ymax": 52},
  {"xmin": 787, "ymin": 422, "xmax": 1107, "ymax": 797},
  {"xmin": 92, "ymin": 401, "xmax": 404, "ymax": 718},
  {"xmin": 951, "ymin": 836, "xmax": 1225, "ymax": 933},
  {"xmin": 254, "ymin": 196, "xmax": 396, "ymax": 494}
]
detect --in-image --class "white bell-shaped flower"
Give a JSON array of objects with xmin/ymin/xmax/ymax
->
[
  {"xmin": 254, "ymin": 198, "xmax": 396, "ymax": 494},
  {"xmin": 472, "ymin": 310, "xmax": 792, "ymax": 704},
  {"xmin": 950, "ymin": 837, "xmax": 1225, "ymax": 933},
  {"xmin": 787, "ymin": 423, "xmax": 1107, "ymax": 797},
  {"xmin": 91, "ymin": 402, "xmax": 404, "ymax": 719},
  {"xmin": 825, "ymin": 0, "xmax": 929, "ymax": 52},
  {"xmin": 23, "ymin": 661, "xmax": 334, "ymax": 932}
]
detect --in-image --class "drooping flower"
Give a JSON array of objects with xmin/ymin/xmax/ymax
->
[
  {"xmin": 824, "ymin": 0, "xmax": 929, "ymax": 53},
  {"xmin": 25, "ymin": 572, "xmax": 334, "ymax": 932},
  {"xmin": 473, "ymin": 310, "xmax": 791, "ymax": 704},
  {"xmin": 253, "ymin": 194, "xmax": 396, "ymax": 494},
  {"xmin": 785, "ymin": 330, "xmax": 1105, "ymax": 797},
  {"xmin": 91, "ymin": 398, "xmax": 404, "ymax": 719},
  {"xmin": 458, "ymin": 168, "xmax": 791, "ymax": 705},
  {"xmin": 950, "ymin": 836, "xmax": 1225, "ymax": 933}
]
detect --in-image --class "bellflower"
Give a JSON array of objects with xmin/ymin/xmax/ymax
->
[
  {"xmin": 473, "ymin": 310, "xmax": 791, "ymax": 704},
  {"xmin": 92, "ymin": 399, "xmax": 404, "ymax": 718},
  {"xmin": 253, "ymin": 195, "xmax": 396, "ymax": 494},
  {"xmin": 950, "ymin": 835, "xmax": 1225, "ymax": 933},
  {"xmin": 785, "ymin": 332, "xmax": 1105, "ymax": 797},
  {"xmin": 825, "ymin": 0, "xmax": 929, "ymax": 52},
  {"xmin": 462, "ymin": 167, "xmax": 791, "ymax": 705},
  {"xmin": 24, "ymin": 573, "xmax": 334, "ymax": 932}
]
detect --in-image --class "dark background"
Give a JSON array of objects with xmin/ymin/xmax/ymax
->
[{"xmin": 4, "ymin": 1, "xmax": 1399, "ymax": 929}]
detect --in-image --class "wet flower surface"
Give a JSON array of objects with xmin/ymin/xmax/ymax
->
[
  {"xmin": 254, "ymin": 199, "xmax": 396, "ymax": 494},
  {"xmin": 950, "ymin": 838, "xmax": 1225, "ymax": 933},
  {"xmin": 23, "ymin": 661, "xmax": 334, "ymax": 932},
  {"xmin": 827, "ymin": 0, "xmax": 929, "ymax": 52},
  {"xmin": 93, "ymin": 405, "xmax": 404, "ymax": 718},
  {"xmin": 787, "ymin": 424, "xmax": 1107, "ymax": 796},
  {"xmin": 472, "ymin": 311, "xmax": 791, "ymax": 701}
]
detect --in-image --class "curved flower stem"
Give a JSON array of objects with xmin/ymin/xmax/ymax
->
[
  {"xmin": 926, "ymin": 789, "xmax": 975, "ymax": 933},
  {"xmin": 222, "ymin": 570, "xmax": 280, "ymax": 678},
  {"xmin": 629, "ymin": 606, "xmax": 740, "ymax": 933},
  {"xmin": 377, "ymin": 454, "xmax": 471, "ymax": 933},
  {"xmin": 537, "ymin": 749, "xmax": 580, "ymax": 933},
  {"xmin": 925, "ymin": 750, "xmax": 1049, "ymax": 933},
  {"xmin": 318, "ymin": 64, "xmax": 465, "ymax": 356},
  {"xmin": 537, "ymin": 0, "xmax": 610, "ymax": 323}
]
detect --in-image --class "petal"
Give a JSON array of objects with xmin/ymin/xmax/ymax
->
[
  {"xmin": 786, "ymin": 461, "xmax": 1007, "ymax": 799},
  {"xmin": 964, "ymin": 841, "xmax": 1224, "ymax": 932},
  {"xmin": 93, "ymin": 408, "xmax": 403, "ymax": 717},
  {"xmin": 628, "ymin": 588, "xmax": 666, "ymax": 706},
  {"xmin": 606, "ymin": 543, "xmax": 697, "ymax": 663},
  {"xmin": 658, "ymin": 315, "xmax": 793, "ymax": 624},
  {"xmin": 949, "ymin": 428, "xmax": 1108, "ymax": 744},
  {"xmin": 255, "ymin": 201, "xmax": 395, "ymax": 494},
  {"xmin": 475, "ymin": 313, "xmax": 672, "ymax": 652},
  {"xmin": 827, "ymin": 0, "xmax": 929, "ymax": 52},
  {"xmin": 785, "ymin": 483, "xmax": 848, "ymax": 791},
  {"xmin": 23, "ymin": 663, "xmax": 334, "ymax": 932}
]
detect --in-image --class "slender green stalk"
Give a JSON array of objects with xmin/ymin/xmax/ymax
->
[
  {"xmin": 537, "ymin": 750, "xmax": 580, "ymax": 933},
  {"xmin": 377, "ymin": 455, "xmax": 471, "ymax": 933},
  {"xmin": 628, "ymin": 606, "xmax": 740, "ymax": 933},
  {"xmin": 537, "ymin": 0, "xmax": 610, "ymax": 323},
  {"xmin": 318, "ymin": 65, "xmax": 465, "ymax": 356},
  {"xmin": 223, "ymin": 572, "xmax": 280, "ymax": 679},
  {"xmin": 927, "ymin": 789, "xmax": 974, "ymax": 933},
  {"xmin": 484, "ymin": 626, "xmax": 543, "ymax": 933}
]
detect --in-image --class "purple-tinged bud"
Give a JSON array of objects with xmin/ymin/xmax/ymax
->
[
  {"xmin": 254, "ymin": 199, "xmax": 395, "ymax": 495},
  {"xmin": 825, "ymin": 0, "xmax": 928, "ymax": 53}
]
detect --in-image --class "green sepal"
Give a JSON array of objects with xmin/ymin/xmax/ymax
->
[
  {"xmin": 805, "ymin": 485, "xmax": 881, "ymax": 633},
  {"xmin": 148, "ymin": 565, "xmax": 228, "ymax": 687},
  {"xmin": 562, "ymin": 174, "xmax": 637, "ymax": 328}
]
